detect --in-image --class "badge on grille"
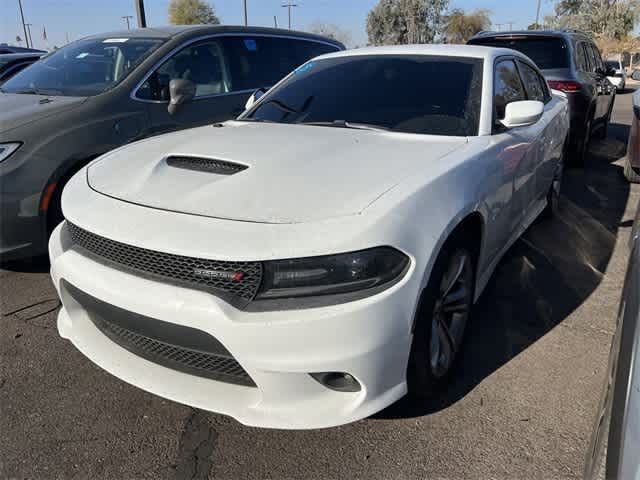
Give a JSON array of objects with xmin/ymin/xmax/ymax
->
[{"xmin": 193, "ymin": 268, "xmax": 244, "ymax": 282}]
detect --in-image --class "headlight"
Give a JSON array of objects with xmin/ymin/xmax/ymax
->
[
  {"xmin": 0, "ymin": 142, "xmax": 22, "ymax": 163},
  {"xmin": 256, "ymin": 247, "xmax": 409, "ymax": 300}
]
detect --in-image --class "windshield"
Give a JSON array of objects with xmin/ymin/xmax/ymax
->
[
  {"xmin": 1, "ymin": 37, "xmax": 165, "ymax": 96},
  {"xmin": 605, "ymin": 60, "xmax": 620, "ymax": 69},
  {"xmin": 244, "ymin": 55, "xmax": 483, "ymax": 136},
  {"xmin": 470, "ymin": 37, "xmax": 569, "ymax": 70}
]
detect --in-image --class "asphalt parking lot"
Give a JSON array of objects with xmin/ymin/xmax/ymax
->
[{"xmin": 1, "ymin": 89, "xmax": 639, "ymax": 480}]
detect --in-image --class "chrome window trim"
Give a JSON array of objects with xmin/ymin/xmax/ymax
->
[{"xmin": 130, "ymin": 32, "xmax": 340, "ymax": 104}]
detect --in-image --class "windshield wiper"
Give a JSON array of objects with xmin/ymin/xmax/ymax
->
[{"xmin": 299, "ymin": 120, "xmax": 389, "ymax": 132}]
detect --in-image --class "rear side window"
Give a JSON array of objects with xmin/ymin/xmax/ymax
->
[
  {"xmin": 494, "ymin": 59, "xmax": 526, "ymax": 119},
  {"xmin": 220, "ymin": 36, "xmax": 339, "ymax": 91},
  {"xmin": 576, "ymin": 43, "xmax": 589, "ymax": 71},
  {"xmin": 588, "ymin": 43, "xmax": 604, "ymax": 71},
  {"xmin": 470, "ymin": 36, "xmax": 569, "ymax": 70},
  {"xmin": 517, "ymin": 61, "xmax": 549, "ymax": 103}
]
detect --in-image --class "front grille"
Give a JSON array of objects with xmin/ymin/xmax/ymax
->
[
  {"xmin": 99, "ymin": 315, "xmax": 255, "ymax": 386},
  {"xmin": 66, "ymin": 222, "xmax": 262, "ymax": 303},
  {"xmin": 63, "ymin": 280, "xmax": 256, "ymax": 387},
  {"xmin": 166, "ymin": 155, "xmax": 248, "ymax": 175}
]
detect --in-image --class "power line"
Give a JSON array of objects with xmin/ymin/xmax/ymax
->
[
  {"xmin": 281, "ymin": 1, "xmax": 298, "ymax": 30},
  {"xmin": 122, "ymin": 15, "xmax": 133, "ymax": 30},
  {"xmin": 17, "ymin": 0, "xmax": 30, "ymax": 48}
]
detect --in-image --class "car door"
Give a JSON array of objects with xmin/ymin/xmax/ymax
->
[
  {"xmin": 491, "ymin": 58, "xmax": 542, "ymax": 239},
  {"xmin": 587, "ymin": 43, "xmax": 614, "ymax": 122},
  {"xmin": 133, "ymin": 35, "xmax": 340, "ymax": 137},
  {"xmin": 133, "ymin": 37, "xmax": 247, "ymax": 136},
  {"xmin": 516, "ymin": 59, "xmax": 562, "ymax": 204}
]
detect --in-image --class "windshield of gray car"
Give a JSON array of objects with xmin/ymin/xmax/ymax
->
[
  {"xmin": 1, "ymin": 37, "xmax": 165, "ymax": 96},
  {"xmin": 243, "ymin": 55, "xmax": 484, "ymax": 136}
]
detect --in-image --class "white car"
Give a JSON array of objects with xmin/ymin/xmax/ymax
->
[
  {"xmin": 606, "ymin": 59, "xmax": 626, "ymax": 91},
  {"xmin": 49, "ymin": 45, "xmax": 569, "ymax": 429}
]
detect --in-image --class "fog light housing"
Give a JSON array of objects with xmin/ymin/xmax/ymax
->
[{"xmin": 310, "ymin": 372, "xmax": 361, "ymax": 392}]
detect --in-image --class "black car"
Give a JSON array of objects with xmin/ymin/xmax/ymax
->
[
  {"xmin": 468, "ymin": 30, "xmax": 616, "ymax": 166},
  {"xmin": 0, "ymin": 53, "xmax": 43, "ymax": 83},
  {"xmin": 0, "ymin": 43, "xmax": 45, "ymax": 54},
  {"xmin": 0, "ymin": 25, "xmax": 344, "ymax": 262}
]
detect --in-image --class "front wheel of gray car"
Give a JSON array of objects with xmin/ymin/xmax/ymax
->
[
  {"xmin": 542, "ymin": 142, "xmax": 566, "ymax": 219},
  {"xmin": 407, "ymin": 241, "xmax": 475, "ymax": 398}
]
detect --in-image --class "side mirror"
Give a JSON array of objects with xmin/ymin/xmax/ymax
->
[
  {"xmin": 499, "ymin": 100, "xmax": 544, "ymax": 129},
  {"xmin": 244, "ymin": 87, "xmax": 267, "ymax": 110},
  {"xmin": 168, "ymin": 79, "xmax": 196, "ymax": 115}
]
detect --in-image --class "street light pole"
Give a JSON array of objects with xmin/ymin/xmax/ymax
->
[
  {"xmin": 135, "ymin": 0, "xmax": 147, "ymax": 28},
  {"xmin": 535, "ymin": 0, "xmax": 542, "ymax": 27},
  {"xmin": 17, "ymin": 0, "xmax": 30, "ymax": 48},
  {"xmin": 122, "ymin": 15, "xmax": 133, "ymax": 30},
  {"xmin": 281, "ymin": 2, "xmax": 298, "ymax": 30},
  {"xmin": 243, "ymin": 0, "xmax": 248, "ymax": 26},
  {"xmin": 25, "ymin": 23, "xmax": 33, "ymax": 49}
]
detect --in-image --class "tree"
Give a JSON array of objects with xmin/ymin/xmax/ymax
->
[
  {"xmin": 168, "ymin": 0, "xmax": 220, "ymax": 25},
  {"xmin": 546, "ymin": 0, "xmax": 639, "ymax": 40},
  {"xmin": 527, "ymin": 22, "xmax": 543, "ymax": 30},
  {"xmin": 366, "ymin": 0, "xmax": 449, "ymax": 46},
  {"xmin": 443, "ymin": 8, "xmax": 490, "ymax": 44},
  {"xmin": 308, "ymin": 21, "xmax": 352, "ymax": 47}
]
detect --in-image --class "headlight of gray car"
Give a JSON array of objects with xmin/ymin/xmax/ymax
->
[{"xmin": 0, "ymin": 142, "xmax": 22, "ymax": 163}]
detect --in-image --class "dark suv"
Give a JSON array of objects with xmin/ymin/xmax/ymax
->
[
  {"xmin": 0, "ymin": 26, "xmax": 343, "ymax": 261},
  {"xmin": 469, "ymin": 30, "xmax": 616, "ymax": 165}
]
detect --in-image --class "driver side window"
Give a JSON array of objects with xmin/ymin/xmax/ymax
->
[
  {"xmin": 136, "ymin": 39, "xmax": 231, "ymax": 101},
  {"xmin": 494, "ymin": 59, "xmax": 526, "ymax": 121}
]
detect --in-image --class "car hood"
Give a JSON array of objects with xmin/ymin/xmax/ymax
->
[
  {"xmin": 0, "ymin": 93, "xmax": 87, "ymax": 133},
  {"xmin": 88, "ymin": 121, "xmax": 467, "ymax": 224}
]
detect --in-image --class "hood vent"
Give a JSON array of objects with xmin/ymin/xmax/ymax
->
[{"xmin": 166, "ymin": 156, "xmax": 248, "ymax": 175}]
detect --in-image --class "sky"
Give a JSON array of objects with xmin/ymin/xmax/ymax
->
[{"xmin": 0, "ymin": 0, "xmax": 557, "ymax": 50}]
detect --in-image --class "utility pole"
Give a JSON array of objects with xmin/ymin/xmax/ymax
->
[
  {"xmin": 535, "ymin": 0, "xmax": 542, "ymax": 27},
  {"xmin": 122, "ymin": 15, "xmax": 133, "ymax": 30},
  {"xmin": 135, "ymin": 0, "xmax": 147, "ymax": 28},
  {"xmin": 281, "ymin": 1, "xmax": 298, "ymax": 30},
  {"xmin": 273, "ymin": 15, "xmax": 278, "ymax": 28},
  {"xmin": 25, "ymin": 23, "xmax": 33, "ymax": 49},
  {"xmin": 243, "ymin": 0, "xmax": 248, "ymax": 26},
  {"xmin": 17, "ymin": 0, "xmax": 30, "ymax": 48}
]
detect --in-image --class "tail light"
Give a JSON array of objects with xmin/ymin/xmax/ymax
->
[{"xmin": 547, "ymin": 80, "xmax": 582, "ymax": 92}]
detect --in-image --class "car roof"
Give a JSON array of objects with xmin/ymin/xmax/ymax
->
[
  {"xmin": 0, "ymin": 52, "xmax": 43, "ymax": 60},
  {"xmin": 471, "ymin": 29, "xmax": 591, "ymax": 41},
  {"xmin": 315, "ymin": 43, "xmax": 526, "ymax": 61},
  {"xmin": 83, "ymin": 25, "xmax": 344, "ymax": 47}
]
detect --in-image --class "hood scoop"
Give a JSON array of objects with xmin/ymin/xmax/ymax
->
[{"xmin": 165, "ymin": 156, "xmax": 248, "ymax": 175}]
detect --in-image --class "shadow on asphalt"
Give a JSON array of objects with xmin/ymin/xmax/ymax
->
[{"xmin": 378, "ymin": 125, "xmax": 631, "ymax": 420}]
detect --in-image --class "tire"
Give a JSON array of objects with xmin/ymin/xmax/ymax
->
[
  {"xmin": 570, "ymin": 116, "xmax": 592, "ymax": 167},
  {"xmin": 595, "ymin": 98, "xmax": 614, "ymax": 140},
  {"xmin": 624, "ymin": 155, "xmax": 640, "ymax": 183},
  {"xmin": 407, "ymin": 241, "xmax": 475, "ymax": 398},
  {"xmin": 541, "ymin": 140, "xmax": 566, "ymax": 219}
]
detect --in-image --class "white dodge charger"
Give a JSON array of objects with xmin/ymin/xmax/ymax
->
[{"xmin": 49, "ymin": 45, "xmax": 569, "ymax": 429}]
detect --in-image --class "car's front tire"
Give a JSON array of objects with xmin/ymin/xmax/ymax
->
[
  {"xmin": 407, "ymin": 240, "xmax": 475, "ymax": 398},
  {"xmin": 542, "ymin": 140, "xmax": 566, "ymax": 219}
]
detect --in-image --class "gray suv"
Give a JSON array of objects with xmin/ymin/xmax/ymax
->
[
  {"xmin": 0, "ymin": 26, "xmax": 343, "ymax": 261},
  {"xmin": 469, "ymin": 30, "xmax": 616, "ymax": 166}
]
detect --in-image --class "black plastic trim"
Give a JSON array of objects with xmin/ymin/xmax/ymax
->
[{"xmin": 63, "ymin": 280, "xmax": 256, "ymax": 387}]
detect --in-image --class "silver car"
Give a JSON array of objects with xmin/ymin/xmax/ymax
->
[
  {"xmin": 0, "ymin": 26, "xmax": 343, "ymax": 262},
  {"xmin": 584, "ymin": 197, "xmax": 640, "ymax": 478}
]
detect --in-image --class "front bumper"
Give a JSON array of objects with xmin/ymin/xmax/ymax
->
[
  {"xmin": 49, "ymin": 222, "xmax": 414, "ymax": 429},
  {"xmin": 0, "ymin": 189, "xmax": 46, "ymax": 261}
]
